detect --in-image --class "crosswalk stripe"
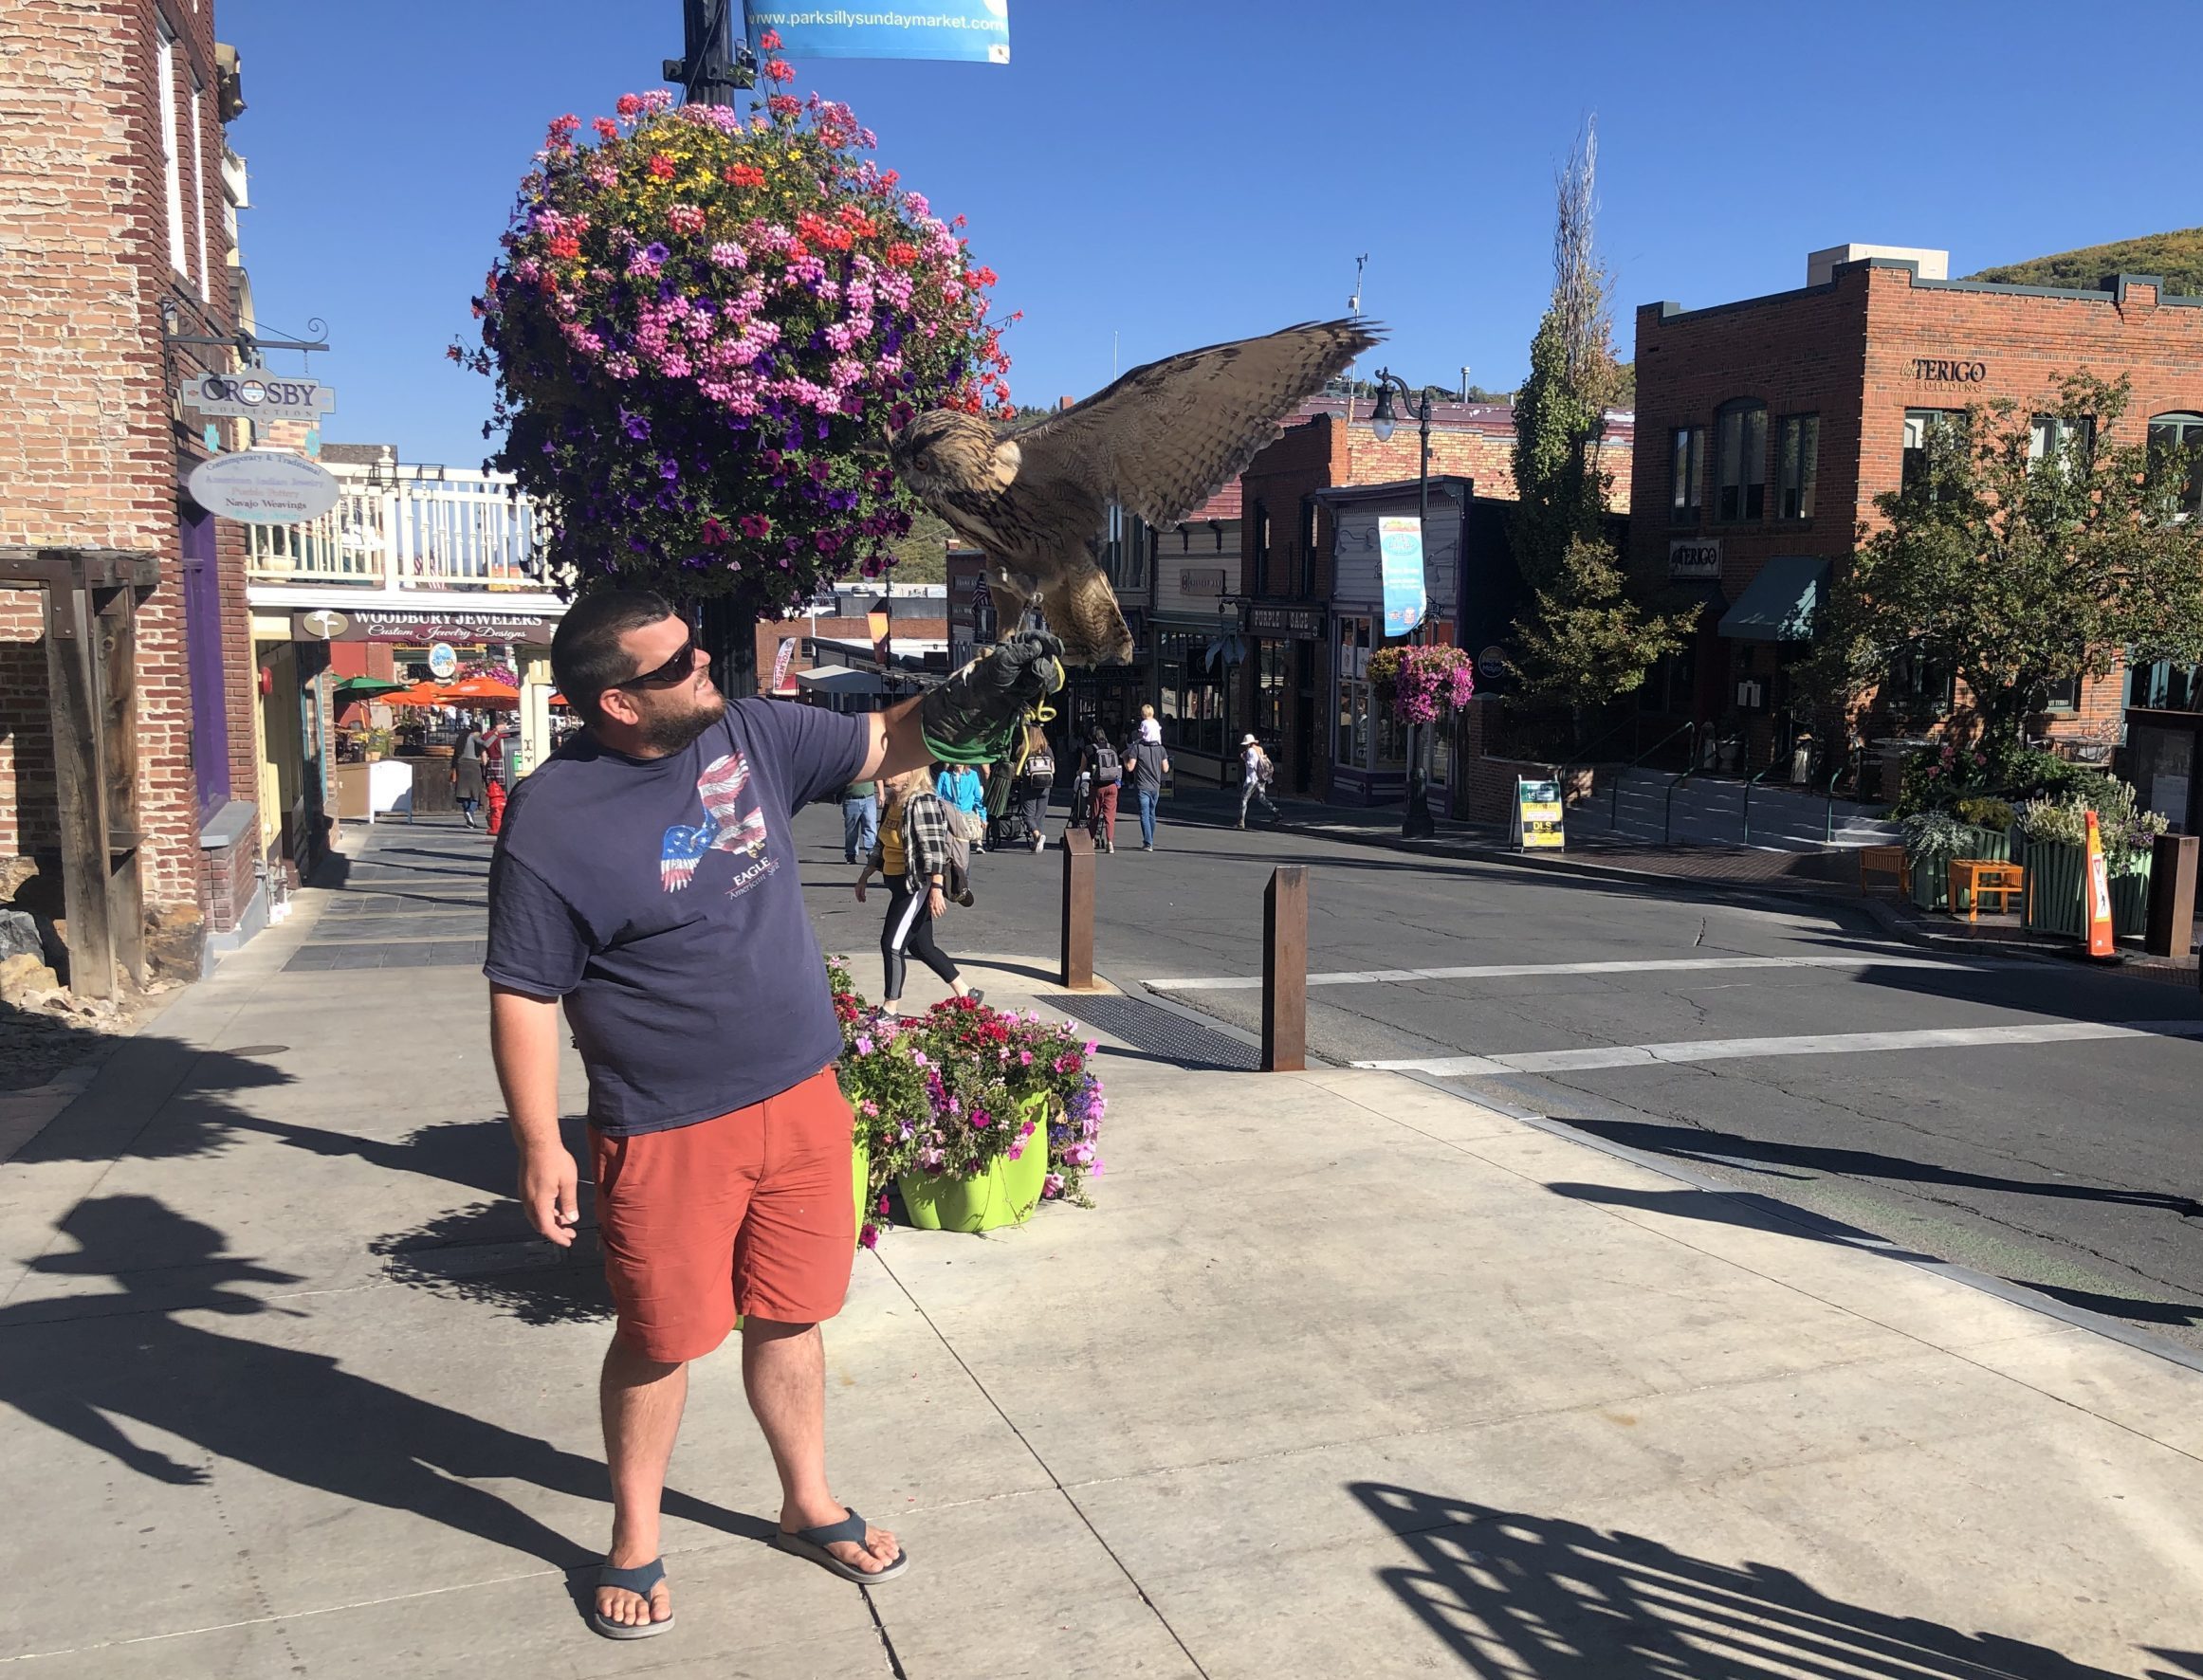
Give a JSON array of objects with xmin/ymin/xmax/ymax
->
[
  {"xmin": 1354, "ymin": 1018, "xmax": 2203, "ymax": 1077},
  {"xmin": 1148, "ymin": 954, "xmax": 1996, "ymax": 993}
]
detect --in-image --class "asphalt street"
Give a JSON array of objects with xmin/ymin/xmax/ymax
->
[{"xmin": 799, "ymin": 788, "xmax": 2203, "ymax": 1350}]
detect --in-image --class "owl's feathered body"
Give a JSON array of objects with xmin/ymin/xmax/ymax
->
[{"xmin": 890, "ymin": 319, "xmax": 1383, "ymax": 665}]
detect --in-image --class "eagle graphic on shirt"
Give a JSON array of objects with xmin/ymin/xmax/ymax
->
[{"xmin": 659, "ymin": 751, "xmax": 770, "ymax": 891}]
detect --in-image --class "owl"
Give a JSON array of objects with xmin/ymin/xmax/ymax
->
[{"xmin": 890, "ymin": 319, "xmax": 1383, "ymax": 666}]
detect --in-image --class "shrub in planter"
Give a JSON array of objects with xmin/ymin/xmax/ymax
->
[
  {"xmin": 2016, "ymin": 779, "xmax": 2163, "ymax": 937},
  {"xmin": 1900, "ymin": 810, "xmax": 2011, "ymax": 911}
]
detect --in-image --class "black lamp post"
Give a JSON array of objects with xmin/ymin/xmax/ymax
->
[
  {"xmin": 669, "ymin": 1, "xmax": 759, "ymax": 696},
  {"xmin": 1367, "ymin": 369, "xmax": 1436, "ymax": 839},
  {"xmin": 666, "ymin": 0, "xmax": 756, "ymax": 103}
]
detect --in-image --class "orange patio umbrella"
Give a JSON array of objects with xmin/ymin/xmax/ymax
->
[
  {"xmin": 383, "ymin": 682, "xmax": 450, "ymax": 708},
  {"xmin": 441, "ymin": 674, "xmax": 521, "ymax": 707}
]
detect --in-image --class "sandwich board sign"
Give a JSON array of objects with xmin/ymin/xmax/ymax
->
[{"xmin": 1512, "ymin": 776, "xmax": 1566, "ymax": 850}]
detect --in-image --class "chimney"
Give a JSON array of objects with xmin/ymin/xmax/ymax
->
[{"xmin": 1058, "ymin": 395, "xmax": 1075, "ymax": 411}]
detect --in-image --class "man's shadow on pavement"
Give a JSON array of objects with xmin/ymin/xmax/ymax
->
[
  {"xmin": 1349, "ymin": 1482, "xmax": 2137, "ymax": 1678},
  {"xmin": 1, "ymin": 1196, "xmax": 769, "ymax": 1578}
]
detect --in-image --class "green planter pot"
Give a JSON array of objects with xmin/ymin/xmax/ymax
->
[
  {"xmin": 854, "ymin": 1139, "xmax": 871, "ymax": 1245},
  {"xmin": 1907, "ymin": 825, "xmax": 2012, "ymax": 911},
  {"xmin": 2020, "ymin": 840, "xmax": 2151, "ymax": 938},
  {"xmin": 896, "ymin": 1095, "xmax": 1051, "ymax": 1233}
]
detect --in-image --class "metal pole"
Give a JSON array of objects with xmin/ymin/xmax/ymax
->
[
  {"xmin": 1402, "ymin": 392, "xmax": 1436, "ymax": 839},
  {"xmin": 669, "ymin": 0, "xmax": 754, "ymax": 104}
]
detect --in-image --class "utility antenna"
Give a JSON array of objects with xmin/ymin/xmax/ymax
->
[{"xmin": 1349, "ymin": 253, "xmax": 1368, "ymax": 319}]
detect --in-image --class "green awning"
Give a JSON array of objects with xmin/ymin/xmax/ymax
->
[{"xmin": 1717, "ymin": 556, "xmax": 1830, "ymax": 642}]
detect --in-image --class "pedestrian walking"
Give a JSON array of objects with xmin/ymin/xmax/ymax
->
[
  {"xmin": 1019, "ymin": 729, "xmax": 1055, "ymax": 851},
  {"xmin": 839, "ymin": 777, "xmax": 878, "ymax": 865},
  {"xmin": 854, "ymin": 768, "xmax": 982, "ymax": 1013},
  {"xmin": 1237, "ymin": 733, "xmax": 1279, "ymax": 828},
  {"xmin": 486, "ymin": 589, "xmax": 1058, "ymax": 1639},
  {"xmin": 936, "ymin": 761, "xmax": 987, "ymax": 853},
  {"xmin": 1081, "ymin": 724, "xmax": 1122, "ymax": 853},
  {"xmin": 452, "ymin": 715, "xmax": 493, "ymax": 829},
  {"xmin": 1129, "ymin": 728, "xmax": 1169, "ymax": 850}
]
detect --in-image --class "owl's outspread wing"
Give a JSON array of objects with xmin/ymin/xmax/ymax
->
[
  {"xmin": 893, "ymin": 319, "xmax": 1380, "ymax": 666},
  {"xmin": 1010, "ymin": 318, "xmax": 1382, "ymax": 531}
]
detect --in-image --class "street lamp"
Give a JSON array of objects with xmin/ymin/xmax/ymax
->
[{"xmin": 1367, "ymin": 368, "xmax": 1436, "ymax": 838}]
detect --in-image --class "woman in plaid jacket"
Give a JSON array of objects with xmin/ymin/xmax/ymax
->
[{"xmin": 854, "ymin": 767, "xmax": 982, "ymax": 1014}]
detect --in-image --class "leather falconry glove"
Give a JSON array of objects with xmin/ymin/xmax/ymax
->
[{"xmin": 920, "ymin": 630, "xmax": 1066, "ymax": 762}]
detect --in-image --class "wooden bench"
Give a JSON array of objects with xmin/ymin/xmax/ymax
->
[
  {"xmin": 1948, "ymin": 858, "xmax": 2026, "ymax": 921},
  {"xmin": 1859, "ymin": 845, "xmax": 1906, "ymax": 894}
]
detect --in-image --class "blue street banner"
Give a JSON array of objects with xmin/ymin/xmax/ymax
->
[
  {"xmin": 1377, "ymin": 516, "xmax": 1426, "ymax": 638},
  {"xmin": 746, "ymin": 2, "xmax": 1010, "ymax": 63}
]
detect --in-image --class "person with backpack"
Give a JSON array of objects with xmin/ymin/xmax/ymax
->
[
  {"xmin": 1238, "ymin": 733, "xmax": 1279, "ymax": 828},
  {"xmin": 1081, "ymin": 725, "xmax": 1122, "ymax": 854},
  {"xmin": 1018, "ymin": 729, "xmax": 1056, "ymax": 852}
]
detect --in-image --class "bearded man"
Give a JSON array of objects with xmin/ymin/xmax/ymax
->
[{"xmin": 485, "ymin": 588, "xmax": 1056, "ymax": 1639}]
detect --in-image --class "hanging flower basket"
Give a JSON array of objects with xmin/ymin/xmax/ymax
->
[
  {"xmin": 456, "ymin": 44, "xmax": 1015, "ymax": 612},
  {"xmin": 1367, "ymin": 644, "xmax": 1476, "ymax": 725}
]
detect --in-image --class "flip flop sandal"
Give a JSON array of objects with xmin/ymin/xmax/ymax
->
[
  {"xmin": 774, "ymin": 1509, "xmax": 911, "ymax": 1584},
  {"xmin": 590, "ymin": 1557, "xmax": 674, "ymax": 1639}
]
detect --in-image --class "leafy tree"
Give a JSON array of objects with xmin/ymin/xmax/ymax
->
[
  {"xmin": 1810, "ymin": 372, "xmax": 2203, "ymax": 754},
  {"xmin": 1505, "ymin": 121, "xmax": 1681, "ymax": 738},
  {"xmin": 1511, "ymin": 537, "xmax": 1696, "ymax": 721}
]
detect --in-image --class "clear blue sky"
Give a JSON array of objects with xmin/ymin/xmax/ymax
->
[{"xmin": 221, "ymin": 0, "xmax": 2198, "ymax": 471}]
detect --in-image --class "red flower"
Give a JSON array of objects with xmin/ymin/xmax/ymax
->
[
  {"xmin": 759, "ymin": 27, "xmax": 782, "ymax": 49},
  {"xmin": 725, "ymin": 163, "xmax": 765, "ymax": 188},
  {"xmin": 547, "ymin": 233, "xmax": 580, "ymax": 261},
  {"xmin": 766, "ymin": 94, "xmax": 800, "ymax": 119},
  {"xmin": 648, "ymin": 154, "xmax": 676, "ymax": 180},
  {"xmin": 592, "ymin": 117, "xmax": 619, "ymax": 141},
  {"xmin": 763, "ymin": 57, "xmax": 796, "ymax": 84},
  {"xmin": 700, "ymin": 516, "xmax": 729, "ymax": 546},
  {"xmin": 615, "ymin": 93, "xmax": 643, "ymax": 119},
  {"xmin": 739, "ymin": 512, "xmax": 772, "ymax": 539},
  {"xmin": 884, "ymin": 242, "xmax": 918, "ymax": 270}
]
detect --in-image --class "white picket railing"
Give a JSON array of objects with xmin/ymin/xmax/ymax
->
[{"xmin": 246, "ymin": 464, "xmax": 550, "ymax": 593}]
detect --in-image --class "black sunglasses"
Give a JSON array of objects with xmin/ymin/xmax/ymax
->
[{"xmin": 613, "ymin": 627, "xmax": 703, "ymax": 692}]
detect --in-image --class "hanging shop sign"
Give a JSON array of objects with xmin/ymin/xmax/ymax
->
[
  {"xmin": 180, "ymin": 373, "xmax": 338, "ymax": 419},
  {"xmin": 427, "ymin": 642, "xmax": 460, "ymax": 680},
  {"xmin": 290, "ymin": 608, "xmax": 557, "ymax": 645},
  {"xmin": 1668, "ymin": 538, "xmax": 1722, "ymax": 580},
  {"xmin": 1512, "ymin": 776, "xmax": 1567, "ymax": 851},
  {"xmin": 1178, "ymin": 566, "xmax": 1226, "ymax": 598},
  {"xmin": 187, "ymin": 449, "xmax": 340, "ymax": 523},
  {"xmin": 1377, "ymin": 516, "xmax": 1426, "ymax": 638},
  {"xmin": 749, "ymin": 0, "xmax": 1009, "ymax": 63},
  {"xmin": 1241, "ymin": 603, "xmax": 1325, "ymax": 639}
]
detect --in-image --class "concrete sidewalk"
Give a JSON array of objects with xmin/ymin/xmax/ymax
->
[{"xmin": 0, "ymin": 818, "xmax": 2197, "ymax": 1676}]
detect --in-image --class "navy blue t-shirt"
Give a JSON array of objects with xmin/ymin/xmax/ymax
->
[{"xmin": 485, "ymin": 698, "xmax": 869, "ymax": 1137}]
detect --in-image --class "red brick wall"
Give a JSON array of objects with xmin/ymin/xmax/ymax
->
[{"xmin": 0, "ymin": 0, "xmax": 252, "ymax": 925}]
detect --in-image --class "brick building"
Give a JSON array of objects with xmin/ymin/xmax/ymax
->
[
  {"xmin": 0, "ymin": 0, "xmax": 261, "ymax": 969},
  {"xmin": 1630, "ymin": 245, "xmax": 2203, "ymax": 786},
  {"xmin": 1224, "ymin": 398, "xmax": 1632, "ymax": 800}
]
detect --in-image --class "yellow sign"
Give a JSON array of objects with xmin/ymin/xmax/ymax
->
[{"xmin": 1515, "ymin": 776, "xmax": 1566, "ymax": 849}]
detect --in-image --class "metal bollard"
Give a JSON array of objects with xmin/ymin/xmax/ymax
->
[
  {"xmin": 2146, "ymin": 832, "xmax": 2198, "ymax": 959},
  {"xmin": 1262, "ymin": 865, "xmax": 1308, "ymax": 1072},
  {"xmin": 1059, "ymin": 827, "xmax": 1095, "ymax": 991}
]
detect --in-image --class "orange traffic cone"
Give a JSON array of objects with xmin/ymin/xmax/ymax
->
[
  {"xmin": 2084, "ymin": 809, "xmax": 2117, "ymax": 959},
  {"xmin": 485, "ymin": 776, "xmax": 508, "ymax": 837}
]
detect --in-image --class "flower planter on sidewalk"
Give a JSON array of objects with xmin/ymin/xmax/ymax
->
[
  {"xmin": 2020, "ymin": 840, "xmax": 2150, "ymax": 938},
  {"xmin": 897, "ymin": 1095, "xmax": 1050, "ymax": 1233}
]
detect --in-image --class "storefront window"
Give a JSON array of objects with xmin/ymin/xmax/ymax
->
[
  {"xmin": 1257, "ymin": 640, "xmax": 1287, "ymax": 740},
  {"xmin": 1156, "ymin": 629, "xmax": 1230, "ymax": 755}
]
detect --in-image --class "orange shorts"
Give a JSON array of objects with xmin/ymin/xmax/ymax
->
[{"xmin": 591, "ymin": 1066, "xmax": 856, "ymax": 1362}]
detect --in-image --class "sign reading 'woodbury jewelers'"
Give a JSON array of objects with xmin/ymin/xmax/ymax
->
[{"xmin": 187, "ymin": 450, "xmax": 341, "ymax": 523}]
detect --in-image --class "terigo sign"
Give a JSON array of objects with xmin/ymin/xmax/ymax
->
[{"xmin": 1910, "ymin": 357, "xmax": 1987, "ymax": 384}]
